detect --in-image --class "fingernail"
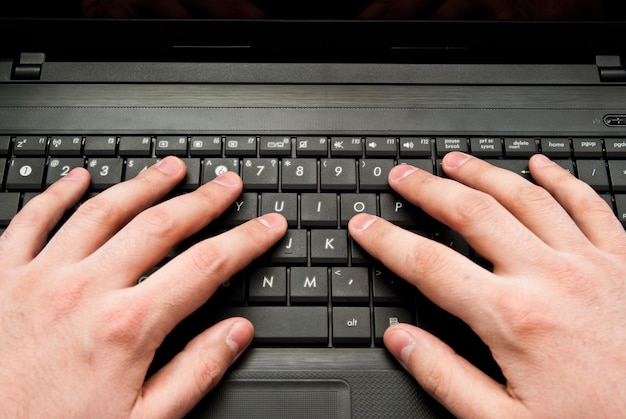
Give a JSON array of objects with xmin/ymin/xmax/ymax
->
[
  {"xmin": 212, "ymin": 171, "xmax": 240, "ymax": 187},
  {"xmin": 386, "ymin": 328, "xmax": 415, "ymax": 369},
  {"xmin": 350, "ymin": 214, "xmax": 377, "ymax": 231},
  {"xmin": 443, "ymin": 152, "xmax": 471, "ymax": 169},
  {"xmin": 226, "ymin": 321, "xmax": 253, "ymax": 356},
  {"xmin": 532, "ymin": 154, "xmax": 555, "ymax": 167},
  {"xmin": 155, "ymin": 156, "xmax": 184, "ymax": 176},
  {"xmin": 389, "ymin": 164, "xmax": 418, "ymax": 182},
  {"xmin": 258, "ymin": 213, "xmax": 286, "ymax": 230}
]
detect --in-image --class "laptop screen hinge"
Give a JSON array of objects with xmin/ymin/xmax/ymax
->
[
  {"xmin": 12, "ymin": 52, "xmax": 46, "ymax": 80},
  {"xmin": 596, "ymin": 55, "xmax": 626, "ymax": 82}
]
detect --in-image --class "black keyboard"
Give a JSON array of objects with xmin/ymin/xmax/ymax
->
[{"xmin": 2, "ymin": 134, "xmax": 626, "ymax": 348}]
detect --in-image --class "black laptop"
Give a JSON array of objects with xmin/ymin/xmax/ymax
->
[{"xmin": 2, "ymin": 1, "xmax": 626, "ymax": 418}]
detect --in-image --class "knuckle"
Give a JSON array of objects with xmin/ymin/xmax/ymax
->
[
  {"xmin": 511, "ymin": 183, "xmax": 555, "ymax": 212},
  {"xmin": 450, "ymin": 192, "xmax": 497, "ymax": 226},
  {"xmin": 75, "ymin": 197, "xmax": 121, "ymax": 227},
  {"xmin": 187, "ymin": 240, "xmax": 228, "ymax": 283},
  {"xmin": 133, "ymin": 206, "xmax": 179, "ymax": 240}
]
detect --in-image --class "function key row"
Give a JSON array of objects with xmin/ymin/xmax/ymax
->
[{"xmin": 3, "ymin": 135, "xmax": 626, "ymax": 159}]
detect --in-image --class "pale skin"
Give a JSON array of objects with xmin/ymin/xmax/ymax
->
[{"xmin": 1, "ymin": 152, "xmax": 625, "ymax": 417}]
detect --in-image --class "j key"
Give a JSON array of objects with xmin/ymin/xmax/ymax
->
[
  {"xmin": 202, "ymin": 158, "xmax": 240, "ymax": 183},
  {"xmin": 155, "ymin": 136, "xmax": 187, "ymax": 156},
  {"xmin": 290, "ymin": 267, "xmax": 328, "ymax": 303},
  {"xmin": 333, "ymin": 307, "xmax": 371, "ymax": 345},
  {"xmin": 269, "ymin": 229, "xmax": 307, "ymax": 264},
  {"xmin": 124, "ymin": 158, "xmax": 157, "ymax": 180},
  {"xmin": 12, "ymin": 136, "xmax": 47, "ymax": 156},
  {"xmin": 504, "ymin": 138, "xmax": 538, "ymax": 157},
  {"xmin": 281, "ymin": 159, "xmax": 317, "ymax": 191},
  {"xmin": 189, "ymin": 136, "xmax": 222, "ymax": 157},
  {"xmin": 46, "ymin": 158, "xmax": 85, "ymax": 185},
  {"xmin": 340, "ymin": 194, "xmax": 376, "ymax": 227},
  {"xmin": 87, "ymin": 158, "xmax": 123, "ymax": 190},
  {"xmin": 224, "ymin": 136, "xmax": 257, "ymax": 156},
  {"xmin": 248, "ymin": 267, "xmax": 287, "ymax": 303},
  {"xmin": 572, "ymin": 138, "xmax": 604, "ymax": 157},
  {"xmin": 261, "ymin": 193, "xmax": 297, "ymax": 227},
  {"xmin": 259, "ymin": 136, "xmax": 292, "ymax": 156},
  {"xmin": 576, "ymin": 159, "xmax": 610, "ymax": 191},
  {"xmin": 331, "ymin": 267, "xmax": 370, "ymax": 304},
  {"xmin": 221, "ymin": 192, "xmax": 258, "ymax": 225},
  {"xmin": 359, "ymin": 159, "xmax": 393, "ymax": 191},
  {"xmin": 296, "ymin": 136, "xmax": 329, "ymax": 157},
  {"xmin": 0, "ymin": 192, "xmax": 20, "ymax": 225},
  {"xmin": 49, "ymin": 136, "xmax": 83, "ymax": 156},
  {"xmin": 5, "ymin": 158, "xmax": 45, "ymax": 190},
  {"xmin": 311, "ymin": 229, "xmax": 348, "ymax": 264},
  {"xmin": 84, "ymin": 136, "xmax": 118, "ymax": 156},
  {"xmin": 301, "ymin": 193, "xmax": 338, "ymax": 227},
  {"xmin": 119, "ymin": 136, "xmax": 153, "ymax": 157},
  {"xmin": 243, "ymin": 158, "xmax": 279, "ymax": 190},
  {"xmin": 436, "ymin": 137, "xmax": 469, "ymax": 157},
  {"xmin": 215, "ymin": 306, "xmax": 328, "ymax": 344},
  {"xmin": 320, "ymin": 159, "xmax": 356, "ymax": 191},
  {"xmin": 331, "ymin": 137, "xmax": 363, "ymax": 157},
  {"xmin": 374, "ymin": 307, "xmax": 414, "ymax": 345},
  {"xmin": 470, "ymin": 137, "xmax": 502, "ymax": 157},
  {"xmin": 365, "ymin": 137, "xmax": 397, "ymax": 157}
]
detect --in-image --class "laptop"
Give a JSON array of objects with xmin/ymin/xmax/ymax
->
[{"xmin": 2, "ymin": 2, "xmax": 626, "ymax": 417}]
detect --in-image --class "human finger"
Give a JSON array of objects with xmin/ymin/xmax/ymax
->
[
  {"xmin": 0, "ymin": 168, "xmax": 90, "ymax": 267},
  {"xmin": 136, "ymin": 213, "xmax": 287, "ymax": 337},
  {"xmin": 440, "ymin": 152, "xmax": 592, "ymax": 253},
  {"xmin": 83, "ymin": 171, "xmax": 243, "ymax": 289},
  {"xmin": 527, "ymin": 154, "xmax": 626, "ymax": 254},
  {"xmin": 384, "ymin": 324, "xmax": 525, "ymax": 419},
  {"xmin": 387, "ymin": 163, "xmax": 548, "ymax": 273},
  {"xmin": 133, "ymin": 318, "xmax": 253, "ymax": 418},
  {"xmin": 41, "ymin": 156, "xmax": 187, "ymax": 264},
  {"xmin": 349, "ymin": 214, "xmax": 499, "ymax": 331}
]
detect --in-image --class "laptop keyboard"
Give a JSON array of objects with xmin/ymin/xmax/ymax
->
[{"xmin": 1, "ymin": 134, "xmax": 625, "ymax": 348}]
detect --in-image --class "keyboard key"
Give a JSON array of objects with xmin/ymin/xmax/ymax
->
[
  {"xmin": 87, "ymin": 158, "xmax": 123, "ymax": 190},
  {"xmin": 572, "ymin": 138, "xmax": 603, "ymax": 158},
  {"xmin": 84, "ymin": 136, "xmax": 118, "ymax": 156},
  {"xmin": 281, "ymin": 159, "xmax": 317, "ymax": 191},
  {"xmin": 189, "ymin": 136, "xmax": 222, "ymax": 157},
  {"xmin": 261, "ymin": 193, "xmax": 297, "ymax": 227},
  {"xmin": 372, "ymin": 269, "xmax": 414, "ymax": 304},
  {"xmin": 259, "ymin": 136, "xmax": 292, "ymax": 156},
  {"xmin": 436, "ymin": 137, "xmax": 469, "ymax": 157},
  {"xmin": 301, "ymin": 193, "xmax": 338, "ymax": 227},
  {"xmin": 320, "ymin": 159, "xmax": 356, "ymax": 191},
  {"xmin": 576, "ymin": 159, "xmax": 609, "ymax": 192},
  {"xmin": 399, "ymin": 137, "xmax": 432, "ymax": 157},
  {"xmin": 49, "ymin": 136, "xmax": 83, "ymax": 156},
  {"xmin": 119, "ymin": 136, "xmax": 153, "ymax": 157},
  {"xmin": 5, "ymin": 158, "xmax": 45, "ymax": 190},
  {"xmin": 608, "ymin": 160, "xmax": 626, "ymax": 192},
  {"xmin": 470, "ymin": 137, "xmax": 502, "ymax": 157},
  {"xmin": 221, "ymin": 192, "xmax": 258, "ymax": 225},
  {"xmin": 333, "ymin": 307, "xmax": 371, "ymax": 345},
  {"xmin": 46, "ymin": 158, "xmax": 85, "ymax": 185},
  {"xmin": 269, "ymin": 229, "xmax": 307, "ymax": 264},
  {"xmin": 331, "ymin": 137, "xmax": 363, "ymax": 157},
  {"xmin": 12, "ymin": 136, "xmax": 47, "ymax": 156},
  {"xmin": 155, "ymin": 136, "xmax": 187, "ymax": 156},
  {"xmin": 124, "ymin": 158, "xmax": 157, "ymax": 181},
  {"xmin": 541, "ymin": 138, "xmax": 571, "ymax": 157},
  {"xmin": 504, "ymin": 138, "xmax": 537, "ymax": 157},
  {"xmin": 202, "ymin": 158, "xmax": 240, "ymax": 183},
  {"xmin": 224, "ymin": 136, "xmax": 257, "ymax": 156},
  {"xmin": 485, "ymin": 159, "xmax": 532, "ymax": 180},
  {"xmin": 215, "ymin": 306, "xmax": 328, "ymax": 344},
  {"xmin": 374, "ymin": 307, "xmax": 414, "ymax": 345},
  {"xmin": 311, "ymin": 229, "xmax": 348, "ymax": 264},
  {"xmin": 605, "ymin": 138, "xmax": 626, "ymax": 158},
  {"xmin": 365, "ymin": 137, "xmax": 397, "ymax": 157},
  {"xmin": 290, "ymin": 267, "xmax": 328, "ymax": 303},
  {"xmin": 614, "ymin": 194, "xmax": 626, "ymax": 227},
  {"xmin": 0, "ymin": 192, "xmax": 20, "ymax": 225},
  {"xmin": 296, "ymin": 136, "xmax": 328, "ymax": 157},
  {"xmin": 379, "ymin": 194, "xmax": 420, "ymax": 228},
  {"xmin": 359, "ymin": 159, "xmax": 393, "ymax": 191},
  {"xmin": 0, "ymin": 136, "xmax": 11, "ymax": 156},
  {"xmin": 331, "ymin": 267, "xmax": 369, "ymax": 304},
  {"xmin": 243, "ymin": 158, "xmax": 279, "ymax": 190},
  {"xmin": 248, "ymin": 267, "xmax": 287, "ymax": 303},
  {"xmin": 340, "ymin": 193, "xmax": 376, "ymax": 227}
]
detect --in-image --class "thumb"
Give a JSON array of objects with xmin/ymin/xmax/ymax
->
[{"xmin": 384, "ymin": 324, "xmax": 523, "ymax": 419}]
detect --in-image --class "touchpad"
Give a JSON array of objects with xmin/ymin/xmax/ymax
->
[{"xmin": 193, "ymin": 379, "xmax": 351, "ymax": 418}]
